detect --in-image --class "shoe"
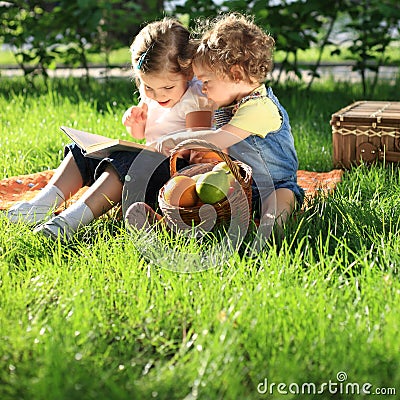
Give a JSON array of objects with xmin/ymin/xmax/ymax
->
[
  {"xmin": 125, "ymin": 202, "xmax": 163, "ymax": 232},
  {"xmin": 33, "ymin": 215, "xmax": 76, "ymax": 243},
  {"xmin": 6, "ymin": 202, "xmax": 55, "ymax": 225}
]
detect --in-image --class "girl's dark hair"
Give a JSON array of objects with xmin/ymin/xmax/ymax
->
[{"xmin": 131, "ymin": 17, "xmax": 194, "ymax": 76}]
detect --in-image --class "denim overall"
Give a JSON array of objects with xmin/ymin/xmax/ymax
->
[{"xmin": 213, "ymin": 86, "xmax": 304, "ymax": 211}]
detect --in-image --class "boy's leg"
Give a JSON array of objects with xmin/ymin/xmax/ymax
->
[{"xmin": 264, "ymin": 187, "xmax": 296, "ymax": 228}]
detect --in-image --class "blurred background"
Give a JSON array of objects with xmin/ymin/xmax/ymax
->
[{"xmin": 1, "ymin": 0, "xmax": 399, "ymax": 90}]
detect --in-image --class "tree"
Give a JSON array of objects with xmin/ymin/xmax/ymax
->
[
  {"xmin": 0, "ymin": 1, "xmax": 61, "ymax": 78},
  {"xmin": 0, "ymin": 0, "xmax": 164, "ymax": 81},
  {"xmin": 341, "ymin": 0, "xmax": 400, "ymax": 96}
]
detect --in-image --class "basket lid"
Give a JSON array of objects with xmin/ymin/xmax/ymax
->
[{"xmin": 330, "ymin": 101, "xmax": 400, "ymax": 128}]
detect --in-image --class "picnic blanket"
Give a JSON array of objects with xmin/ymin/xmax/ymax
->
[{"xmin": 0, "ymin": 169, "xmax": 343, "ymax": 212}]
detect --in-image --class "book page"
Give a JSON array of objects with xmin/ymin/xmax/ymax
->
[
  {"xmin": 60, "ymin": 125, "xmax": 154, "ymax": 159},
  {"xmin": 60, "ymin": 126, "xmax": 117, "ymax": 149}
]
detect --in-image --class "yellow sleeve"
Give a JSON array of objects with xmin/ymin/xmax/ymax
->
[{"xmin": 229, "ymin": 97, "xmax": 282, "ymax": 137}]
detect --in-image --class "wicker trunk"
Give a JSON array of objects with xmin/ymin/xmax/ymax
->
[{"xmin": 331, "ymin": 101, "xmax": 400, "ymax": 169}]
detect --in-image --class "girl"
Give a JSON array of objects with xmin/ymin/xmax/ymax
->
[
  {"xmin": 128, "ymin": 13, "xmax": 304, "ymax": 230},
  {"xmin": 6, "ymin": 17, "xmax": 211, "ymax": 242}
]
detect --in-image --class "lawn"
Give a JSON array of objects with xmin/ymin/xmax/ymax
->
[{"xmin": 0, "ymin": 76, "xmax": 399, "ymax": 399}]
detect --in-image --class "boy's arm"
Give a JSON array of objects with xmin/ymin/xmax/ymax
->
[
  {"xmin": 177, "ymin": 110, "xmax": 215, "ymax": 161},
  {"xmin": 154, "ymin": 123, "xmax": 251, "ymax": 156},
  {"xmin": 185, "ymin": 110, "xmax": 213, "ymax": 129}
]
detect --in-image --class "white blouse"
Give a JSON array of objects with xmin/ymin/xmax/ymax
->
[{"xmin": 141, "ymin": 78, "xmax": 207, "ymax": 144}]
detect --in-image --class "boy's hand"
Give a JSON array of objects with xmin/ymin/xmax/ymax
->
[
  {"xmin": 154, "ymin": 136, "xmax": 227, "ymax": 161},
  {"xmin": 154, "ymin": 135, "xmax": 178, "ymax": 156},
  {"xmin": 189, "ymin": 150, "xmax": 224, "ymax": 164},
  {"xmin": 122, "ymin": 103, "xmax": 148, "ymax": 127}
]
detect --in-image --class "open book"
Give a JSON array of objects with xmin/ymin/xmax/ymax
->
[{"xmin": 60, "ymin": 126, "xmax": 154, "ymax": 159}]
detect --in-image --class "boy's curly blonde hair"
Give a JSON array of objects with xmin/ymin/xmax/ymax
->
[{"xmin": 193, "ymin": 13, "xmax": 275, "ymax": 83}]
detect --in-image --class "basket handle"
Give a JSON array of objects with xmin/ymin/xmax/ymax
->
[{"xmin": 169, "ymin": 139, "xmax": 244, "ymax": 185}]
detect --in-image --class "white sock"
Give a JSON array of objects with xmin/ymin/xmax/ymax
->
[
  {"xmin": 29, "ymin": 185, "xmax": 65, "ymax": 209},
  {"xmin": 58, "ymin": 201, "xmax": 95, "ymax": 231}
]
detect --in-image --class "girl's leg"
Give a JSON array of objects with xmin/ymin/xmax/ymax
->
[
  {"xmin": 47, "ymin": 151, "xmax": 84, "ymax": 200},
  {"xmin": 7, "ymin": 152, "xmax": 84, "ymax": 225},
  {"xmin": 34, "ymin": 166, "xmax": 123, "ymax": 242},
  {"xmin": 123, "ymin": 153, "xmax": 175, "ymax": 232},
  {"xmin": 76, "ymin": 165, "xmax": 123, "ymax": 218}
]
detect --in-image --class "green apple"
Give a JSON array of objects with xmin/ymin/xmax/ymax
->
[
  {"xmin": 191, "ymin": 174, "xmax": 204, "ymax": 183},
  {"xmin": 212, "ymin": 162, "xmax": 235, "ymax": 186},
  {"xmin": 195, "ymin": 170, "xmax": 230, "ymax": 204},
  {"xmin": 212, "ymin": 161, "xmax": 230, "ymax": 172}
]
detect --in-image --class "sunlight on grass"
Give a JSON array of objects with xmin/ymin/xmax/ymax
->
[{"xmin": 1, "ymin": 76, "xmax": 400, "ymax": 399}]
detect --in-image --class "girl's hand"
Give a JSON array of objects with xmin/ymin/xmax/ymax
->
[
  {"xmin": 122, "ymin": 103, "xmax": 147, "ymax": 140},
  {"xmin": 122, "ymin": 103, "xmax": 148, "ymax": 127}
]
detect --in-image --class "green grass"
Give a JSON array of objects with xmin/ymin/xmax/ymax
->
[{"xmin": 1, "ymin": 77, "xmax": 400, "ymax": 399}]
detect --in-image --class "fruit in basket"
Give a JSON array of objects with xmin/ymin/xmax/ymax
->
[
  {"xmin": 192, "ymin": 174, "xmax": 204, "ymax": 182},
  {"xmin": 195, "ymin": 170, "xmax": 230, "ymax": 204},
  {"xmin": 212, "ymin": 162, "xmax": 236, "ymax": 186},
  {"xmin": 202, "ymin": 151, "xmax": 223, "ymax": 161},
  {"xmin": 163, "ymin": 175, "xmax": 199, "ymax": 207},
  {"xmin": 212, "ymin": 161, "xmax": 230, "ymax": 173},
  {"xmin": 189, "ymin": 150, "xmax": 223, "ymax": 164}
]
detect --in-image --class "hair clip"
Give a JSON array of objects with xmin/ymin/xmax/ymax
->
[{"xmin": 136, "ymin": 51, "xmax": 148, "ymax": 70}]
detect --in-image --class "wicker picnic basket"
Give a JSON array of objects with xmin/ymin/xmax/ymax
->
[
  {"xmin": 331, "ymin": 101, "xmax": 400, "ymax": 169},
  {"xmin": 158, "ymin": 139, "xmax": 253, "ymax": 231}
]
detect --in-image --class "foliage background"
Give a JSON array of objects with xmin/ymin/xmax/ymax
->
[{"xmin": 1, "ymin": 0, "xmax": 400, "ymax": 93}]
